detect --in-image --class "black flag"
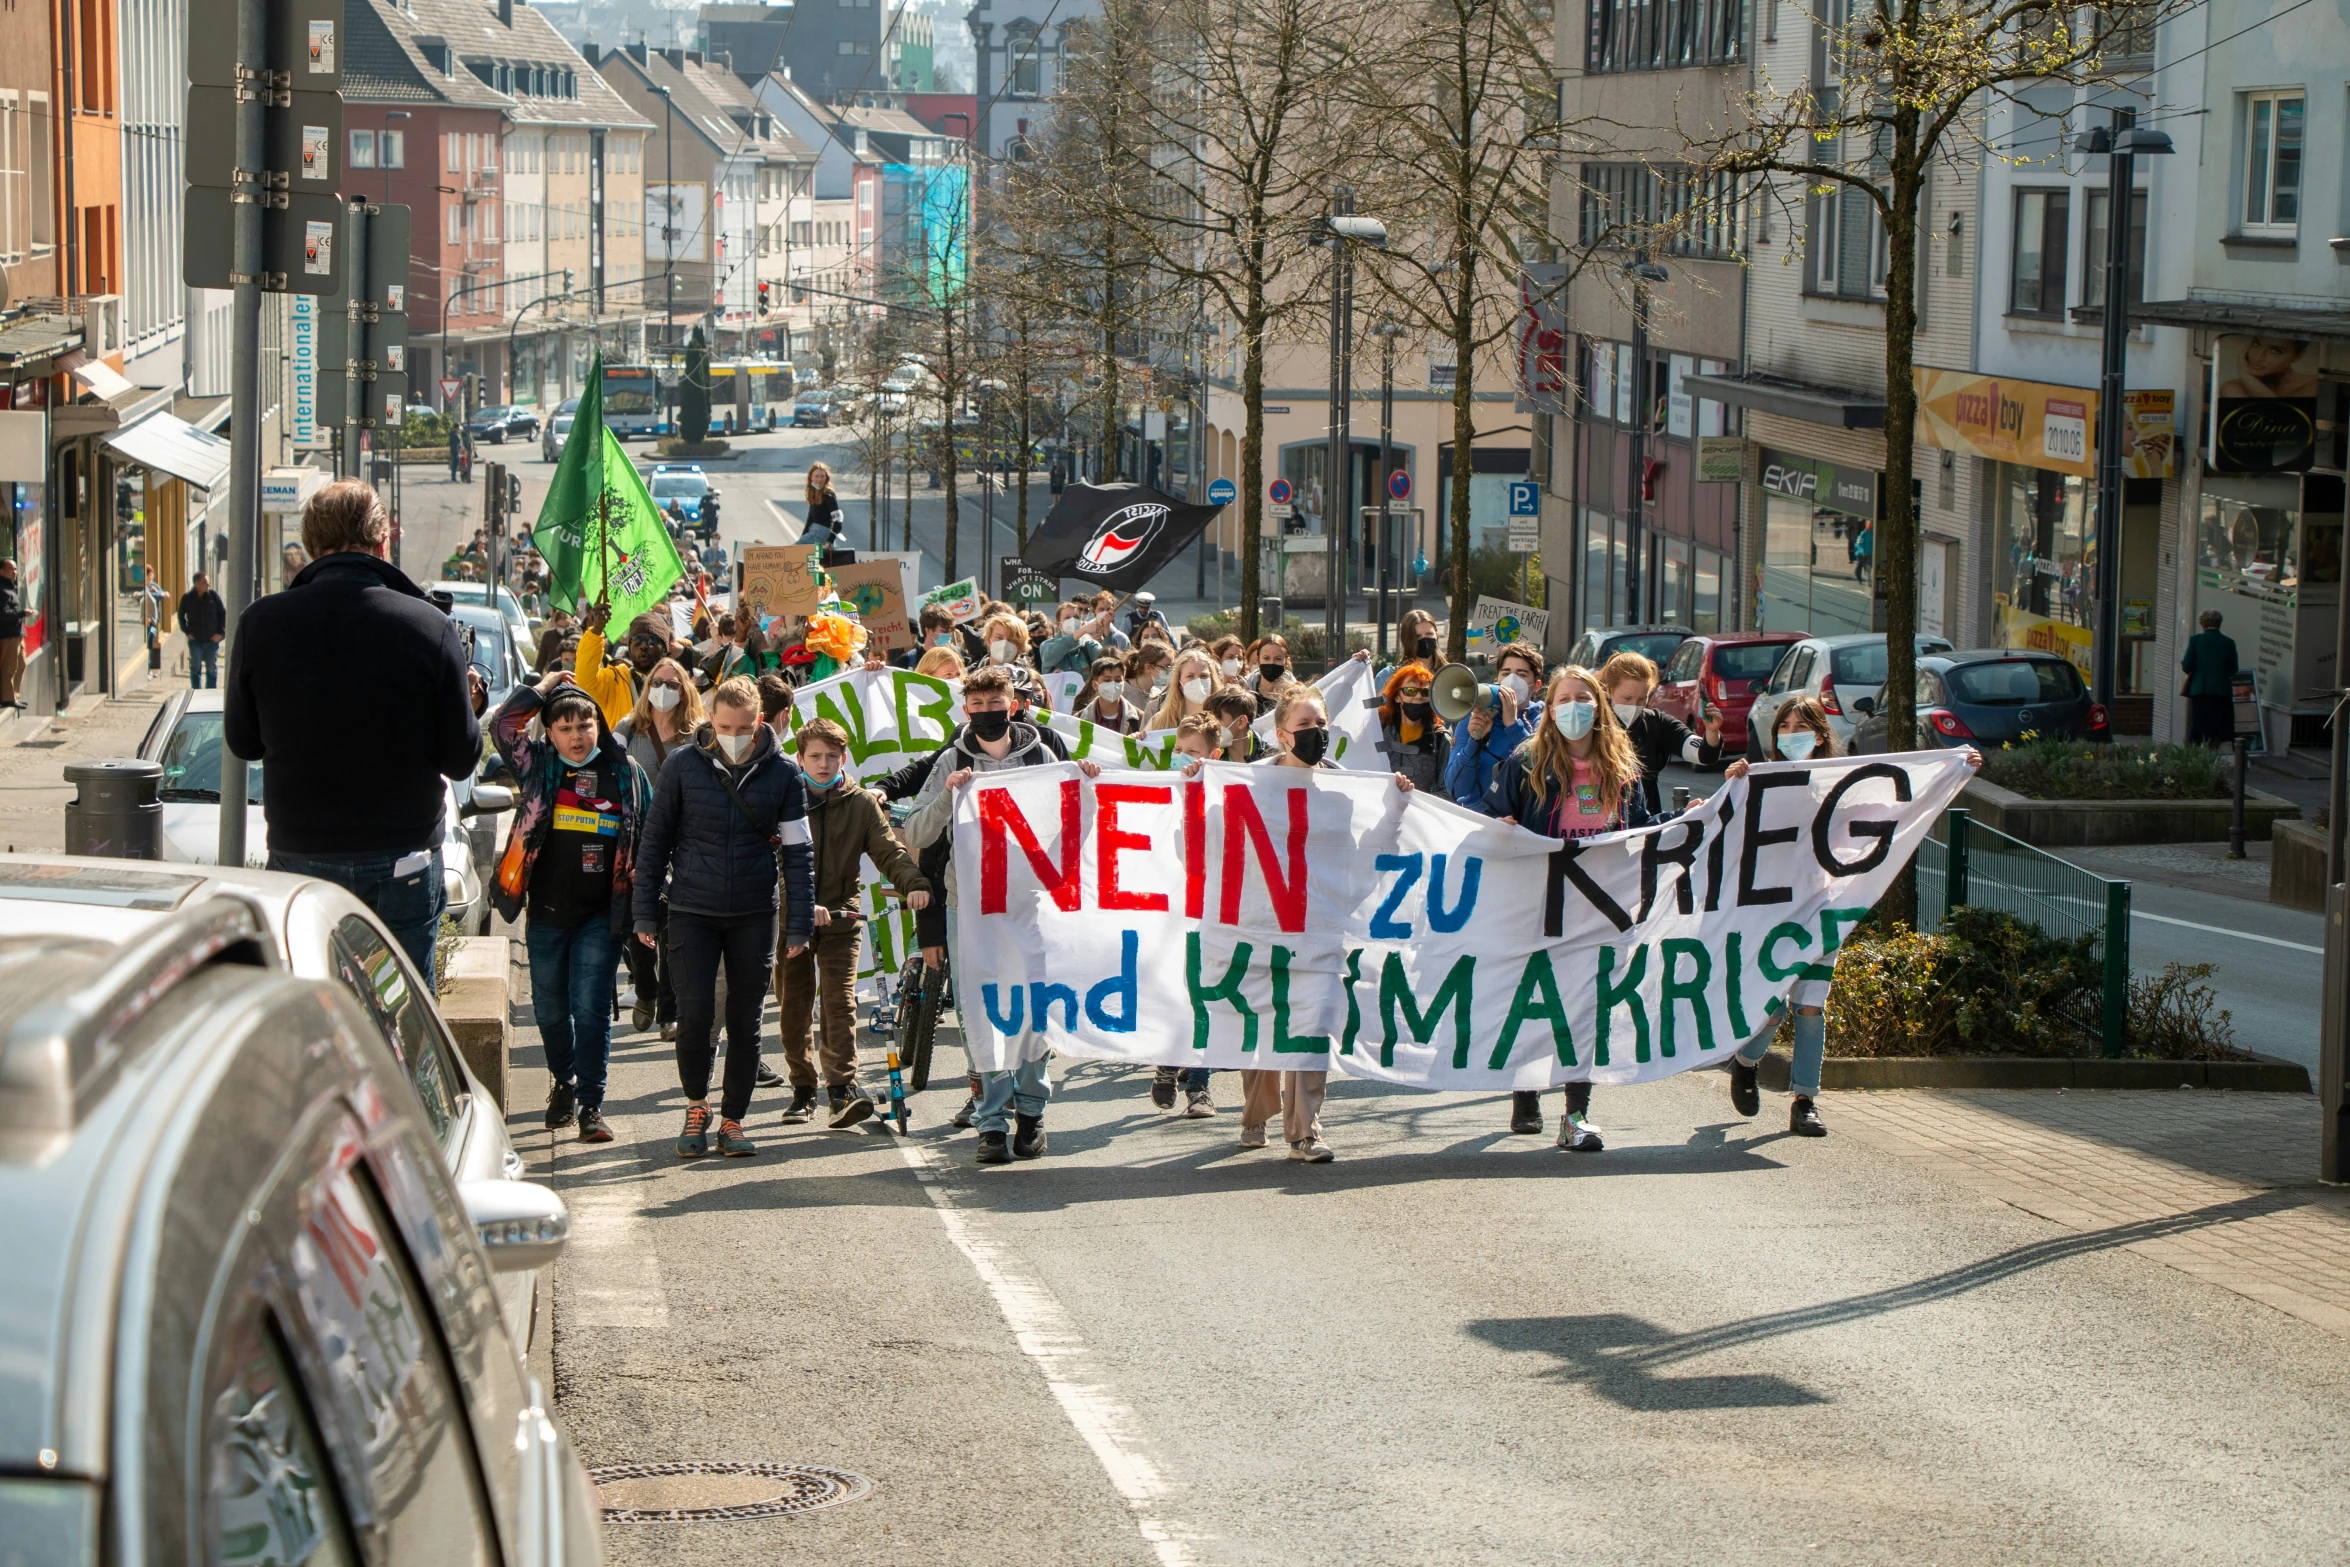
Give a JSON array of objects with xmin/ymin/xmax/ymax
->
[{"xmin": 1020, "ymin": 482, "xmax": 1223, "ymax": 593}]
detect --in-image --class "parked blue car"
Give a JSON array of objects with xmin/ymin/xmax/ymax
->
[{"xmin": 1852, "ymin": 649, "xmax": 2111, "ymax": 751}]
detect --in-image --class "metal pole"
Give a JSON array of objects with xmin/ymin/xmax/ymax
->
[
  {"xmin": 1378, "ymin": 329, "xmax": 1394, "ymax": 661},
  {"xmin": 2090, "ymin": 109, "xmax": 2134, "ymax": 710},
  {"xmin": 1335, "ymin": 230, "xmax": 1355, "ymax": 664},
  {"xmin": 1323, "ymin": 210, "xmax": 1344, "ymax": 667},
  {"xmin": 342, "ymin": 202, "xmax": 371, "ymax": 482},
  {"xmin": 2230, "ymin": 734, "xmax": 2250, "ymax": 859},
  {"xmin": 1625, "ymin": 279, "xmax": 1648, "ymax": 624},
  {"xmin": 216, "ymin": 0, "xmax": 267, "ymax": 871}
]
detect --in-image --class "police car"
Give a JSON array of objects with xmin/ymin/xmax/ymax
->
[{"xmin": 645, "ymin": 464, "xmax": 718, "ymax": 530}]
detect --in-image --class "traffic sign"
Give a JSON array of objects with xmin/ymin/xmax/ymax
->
[
  {"xmin": 440, "ymin": 378, "xmax": 462, "ymax": 408},
  {"xmin": 1507, "ymin": 481, "xmax": 1539, "ymax": 516},
  {"xmin": 186, "ymin": 87, "xmax": 347, "ymax": 192},
  {"xmin": 1387, "ymin": 469, "xmax": 1411, "ymax": 501},
  {"xmin": 1507, "ymin": 526, "xmax": 1540, "ymax": 555},
  {"xmin": 1207, "ymin": 477, "xmax": 1237, "ymax": 506},
  {"xmin": 315, "ymin": 203, "xmax": 410, "ymax": 428},
  {"xmin": 1268, "ymin": 477, "xmax": 1294, "ymax": 505},
  {"xmin": 189, "ymin": 0, "xmax": 345, "ymax": 91},
  {"xmin": 183, "ymin": 188, "xmax": 346, "ymax": 295}
]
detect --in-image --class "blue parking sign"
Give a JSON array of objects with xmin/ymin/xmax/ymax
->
[{"xmin": 1508, "ymin": 481, "xmax": 1539, "ymax": 516}]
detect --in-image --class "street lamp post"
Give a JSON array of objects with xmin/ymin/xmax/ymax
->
[
  {"xmin": 2075, "ymin": 114, "xmax": 2171, "ymax": 711},
  {"xmin": 1622, "ymin": 259, "xmax": 1668, "ymax": 625},
  {"xmin": 1318, "ymin": 203, "xmax": 1386, "ymax": 666},
  {"xmin": 654, "ymin": 85, "xmax": 677, "ymax": 359},
  {"xmin": 1370, "ymin": 319, "xmax": 1405, "ymax": 661}
]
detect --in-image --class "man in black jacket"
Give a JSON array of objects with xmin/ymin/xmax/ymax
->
[
  {"xmin": 177, "ymin": 572, "xmax": 228, "ymax": 689},
  {"xmin": 0, "ymin": 558, "xmax": 26, "ymax": 709},
  {"xmin": 225, "ymin": 480, "xmax": 483, "ymax": 985},
  {"xmin": 632, "ymin": 674, "xmax": 816, "ymax": 1159}
]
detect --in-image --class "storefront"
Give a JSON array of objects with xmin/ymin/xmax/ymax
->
[
  {"xmin": 1755, "ymin": 447, "xmax": 1880, "ymax": 637},
  {"xmin": 1914, "ymin": 367, "xmax": 2176, "ymax": 733}
]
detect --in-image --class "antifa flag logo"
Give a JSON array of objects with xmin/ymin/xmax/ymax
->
[{"xmin": 1077, "ymin": 504, "xmax": 1169, "ymax": 576}]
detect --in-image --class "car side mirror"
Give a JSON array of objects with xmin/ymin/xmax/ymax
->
[
  {"xmin": 461, "ymin": 1180, "xmax": 569, "ymax": 1273},
  {"xmin": 1852, "ymin": 696, "xmax": 1877, "ymax": 718},
  {"xmin": 465, "ymin": 783, "xmax": 517, "ymax": 816}
]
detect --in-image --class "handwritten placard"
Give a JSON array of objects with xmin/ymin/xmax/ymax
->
[
  {"xmin": 739, "ymin": 543, "xmax": 825, "ymax": 620},
  {"xmin": 828, "ymin": 559, "xmax": 914, "ymax": 654}
]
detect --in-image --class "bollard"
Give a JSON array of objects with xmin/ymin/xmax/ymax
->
[
  {"xmin": 64, "ymin": 759, "xmax": 165, "ymax": 861},
  {"xmin": 2230, "ymin": 735, "xmax": 2250, "ymax": 860}
]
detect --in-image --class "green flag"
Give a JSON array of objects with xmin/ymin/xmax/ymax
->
[{"xmin": 532, "ymin": 350, "xmax": 683, "ymax": 624}]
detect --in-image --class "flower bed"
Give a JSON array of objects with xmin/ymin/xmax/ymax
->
[{"xmin": 1977, "ymin": 738, "xmax": 2230, "ymax": 801}]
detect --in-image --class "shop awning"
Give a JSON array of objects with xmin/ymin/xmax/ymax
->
[
  {"xmin": 103, "ymin": 410, "xmax": 233, "ymax": 492},
  {"xmin": 2123, "ymin": 298, "xmax": 2350, "ymax": 340},
  {"xmin": 1680, "ymin": 371, "xmax": 1886, "ymax": 429},
  {"xmin": 0, "ymin": 312, "xmax": 83, "ymax": 369},
  {"xmin": 67, "ymin": 356, "xmax": 138, "ymax": 402}
]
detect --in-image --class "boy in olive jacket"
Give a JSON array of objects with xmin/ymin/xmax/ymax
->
[{"xmin": 778, "ymin": 717, "xmax": 931, "ymax": 1127}]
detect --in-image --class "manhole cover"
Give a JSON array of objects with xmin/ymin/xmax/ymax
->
[{"xmin": 588, "ymin": 1461, "xmax": 872, "ymax": 1523}]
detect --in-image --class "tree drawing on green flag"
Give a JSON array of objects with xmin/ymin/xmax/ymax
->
[{"xmin": 532, "ymin": 349, "xmax": 683, "ymax": 624}]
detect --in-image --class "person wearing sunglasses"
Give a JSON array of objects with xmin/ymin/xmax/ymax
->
[{"xmin": 1376, "ymin": 661, "xmax": 1451, "ymax": 793}]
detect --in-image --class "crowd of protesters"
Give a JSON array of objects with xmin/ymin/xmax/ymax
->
[{"xmin": 229, "ymin": 478, "xmax": 1987, "ymax": 1176}]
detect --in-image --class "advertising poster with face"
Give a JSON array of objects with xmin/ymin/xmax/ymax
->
[{"xmin": 2209, "ymin": 335, "xmax": 2320, "ymax": 474}]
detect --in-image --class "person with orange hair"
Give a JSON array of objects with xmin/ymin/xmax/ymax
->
[{"xmin": 1375, "ymin": 661, "xmax": 1450, "ymax": 792}]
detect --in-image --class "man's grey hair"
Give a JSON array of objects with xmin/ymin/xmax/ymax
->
[{"xmin": 301, "ymin": 479, "xmax": 391, "ymax": 559}]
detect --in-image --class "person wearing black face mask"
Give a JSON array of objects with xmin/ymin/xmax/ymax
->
[
  {"xmin": 1375, "ymin": 661, "xmax": 1451, "ymax": 792},
  {"xmin": 1377, "ymin": 608, "xmax": 1444, "ymax": 687},
  {"xmin": 1247, "ymin": 633, "xmax": 1296, "ymax": 717}
]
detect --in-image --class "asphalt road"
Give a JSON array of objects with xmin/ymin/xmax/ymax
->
[{"xmin": 522, "ymin": 996, "xmax": 2350, "ymax": 1567}]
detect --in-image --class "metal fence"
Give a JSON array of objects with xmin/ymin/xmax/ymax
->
[{"xmin": 1914, "ymin": 808, "xmax": 2132, "ymax": 1056}]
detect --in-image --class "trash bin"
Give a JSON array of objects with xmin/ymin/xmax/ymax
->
[{"xmin": 64, "ymin": 759, "xmax": 165, "ymax": 861}]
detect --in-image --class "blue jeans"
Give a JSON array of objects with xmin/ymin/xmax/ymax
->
[
  {"xmin": 269, "ymin": 846, "xmax": 445, "ymax": 988},
  {"xmin": 975, "ymin": 1054, "xmax": 1051, "ymax": 1134},
  {"xmin": 189, "ymin": 638, "xmax": 219, "ymax": 688},
  {"xmin": 1739, "ymin": 1006, "xmax": 1826, "ymax": 1099},
  {"xmin": 527, "ymin": 915, "xmax": 618, "ymax": 1110}
]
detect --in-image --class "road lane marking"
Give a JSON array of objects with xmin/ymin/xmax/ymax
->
[
  {"xmin": 560, "ymin": 1190, "xmax": 671, "ymax": 1330},
  {"xmin": 895, "ymin": 1134, "xmax": 1199, "ymax": 1567},
  {"xmin": 2131, "ymin": 910, "xmax": 2322, "ymax": 954}
]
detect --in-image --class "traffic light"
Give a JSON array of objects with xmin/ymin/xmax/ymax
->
[
  {"xmin": 757, "ymin": 281, "xmax": 771, "ymax": 316},
  {"xmin": 507, "ymin": 470, "xmax": 523, "ymax": 515},
  {"xmin": 483, "ymin": 462, "xmax": 506, "ymax": 531}
]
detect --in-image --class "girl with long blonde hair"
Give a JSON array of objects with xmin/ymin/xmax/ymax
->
[
  {"xmin": 1493, "ymin": 665, "xmax": 1654, "ymax": 1153},
  {"xmin": 1148, "ymin": 646, "xmax": 1221, "ymax": 730},
  {"xmin": 804, "ymin": 461, "xmax": 843, "ymax": 548}
]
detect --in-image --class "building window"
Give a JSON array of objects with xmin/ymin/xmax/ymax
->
[
  {"xmin": 381, "ymin": 128, "xmax": 404, "ymax": 168},
  {"xmin": 446, "ymin": 133, "xmax": 459, "ymax": 171},
  {"xmin": 1585, "ymin": 0, "xmax": 1744, "ymax": 74},
  {"xmin": 2008, "ymin": 188, "xmax": 2069, "ymax": 317},
  {"xmin": 350, "ymin": 128, "xmax": 377, "ymax": 168},
  {"xmin": 1008, "ymin": 27, "xmax": 1041, "ymax": 95},
  {"xmin": 2241, "ymin": 90, "xmax": 2303, "ymax": 235},
  {"xmin": 2081, "ymin": 188, "xmax": 2145, "ymax": 309}
]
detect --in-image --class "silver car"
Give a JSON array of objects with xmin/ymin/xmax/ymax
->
[
  {"xmin": 0, "ymin": 857, "xmax": 599, "ymax": 1565},
  {"xmin": 1744, "ymin": 632, "xmax": 1956, "ymax": 758}
]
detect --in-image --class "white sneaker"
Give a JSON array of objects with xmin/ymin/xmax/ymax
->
[
  {"xmin": 1288, "ymin": 1137, "xmax": 1334, "ymax": 1163},
  {"xmin": 1557, "ymin": 1111, "xmax": 1604, "ymax": 1153},
  {"xmin": 1238, "ymin": 1122, "xmax": 1268, "ymax": 1149},
  {"xmin": 1183, "ymin": 1089, "xmax": 1217, "ymax": 1118}
]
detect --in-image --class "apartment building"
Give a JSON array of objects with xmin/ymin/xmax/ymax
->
[
  {"xmin": 1546, "ymin": 0, "xmax": 1754, "ymax": 644},
  {"xmin": 2131, "ymin": 2, "xmax": 2350, "ymax": 752},
  {"xmin": 759, "ymin": 73, "xmax": 890, "ymax": 338},
  {"xmin": 964, "ymin": 0, "xmax": 1093, "ymax": 163},
  {"xmin": 601, "ymin": 43, "xmax": 813, "ymax": 354}
]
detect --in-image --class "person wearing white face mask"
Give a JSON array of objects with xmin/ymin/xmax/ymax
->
[
  {"xmin": 1599, "ymin": 649, "xmax": 1721, "ymax": 815},
  {"xmin": 1445, "ymin": 642, "xmax": 1545, "ymax": 813},
  {"xmin": 613, "ymin": 658, "xmax": 707, "ymax": 1037},
  {"xmin": 1147, "ymin": 647, "xmax": 1222, "ymax": 731},
  {"xmin": 631, "ymin": 675, "xmax": 816, "ymax": 1161},
  {"xmin": 1717, "ymin": 700, "xmax": 1981, "ymax": 1138},
  {"xmin": 1493, "ymin": 666, "xmax": 1658, "ymax": 1148},
  {"xmin": 1074, "ymin": 654, "xmax": 1144, "ymax": 734},
  {"xmin": 978, "ymin": 611, "xmax": 1051, "ymax": 714},
  {"xmin": 1037, "ymin": 599, "xmax": 1114, "ymax": 675}
]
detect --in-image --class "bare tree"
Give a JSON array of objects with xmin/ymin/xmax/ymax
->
[
  {"xmin": 1684, "ymin": 0, "xmax": 2177, "ymax": 758},
  {"xmin": 1337, "ymin": 0, "xmax": 1556, "ymax": 661}
]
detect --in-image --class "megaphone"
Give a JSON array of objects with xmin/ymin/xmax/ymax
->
[{"xmin": 1431, "ymin": 662, "xmax": 1495, "ymax": 724}]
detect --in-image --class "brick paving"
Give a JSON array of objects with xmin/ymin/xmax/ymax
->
[{"xmin": 1832, "ymin": 1087, "xmax": 2350, "ymax": 1340}]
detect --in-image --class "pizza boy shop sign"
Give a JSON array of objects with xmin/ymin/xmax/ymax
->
[{"xmin": 951, "ymin": 752, "xmax": 1972, "ymax": 1088}]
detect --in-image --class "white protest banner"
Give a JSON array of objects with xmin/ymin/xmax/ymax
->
[
  {"xmin": 1043, "ymin": 669, "xmax": 1086, "ymax": 712},
  {"xmin": 948, "ymin": 752, "xmax": 1972, "ymax": 1088}
]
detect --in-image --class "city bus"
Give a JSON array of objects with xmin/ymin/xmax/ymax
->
[
  {"xmin": 709, "ymin": 361, "xmax": 793, "ymax": 431},
  {"xmin": 601, "ymin": 364, "xmax": 660, "ymax": 439}
]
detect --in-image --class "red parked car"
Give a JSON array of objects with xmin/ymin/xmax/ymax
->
[{"xmin": 1651, "ymin": 632, "xmax": 1806, "ymax": 756}]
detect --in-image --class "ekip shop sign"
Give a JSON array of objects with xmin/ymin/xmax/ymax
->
[{"xmin": 1758, "ymin": 449, "xmax": 1879, "ymax": 520}]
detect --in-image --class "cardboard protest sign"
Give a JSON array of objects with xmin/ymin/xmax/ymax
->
[
  {"xmin": 1465, "ymin": 596, "xmax": 1549, "ymax": 659},
  {"xmin": 924, "ymin": 576, "xmax": 983, "ymax": 623},
  {"xmin": 827, "ymin": 559, "xmax": 914, "ymax": 654},
  {"xmin": 950, "ymin": 753, "xmax": 1971, "ymax": 1085},
  {"xmin": 739, "ymin": 543, "xmax": 825, "ymax": 620}
]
